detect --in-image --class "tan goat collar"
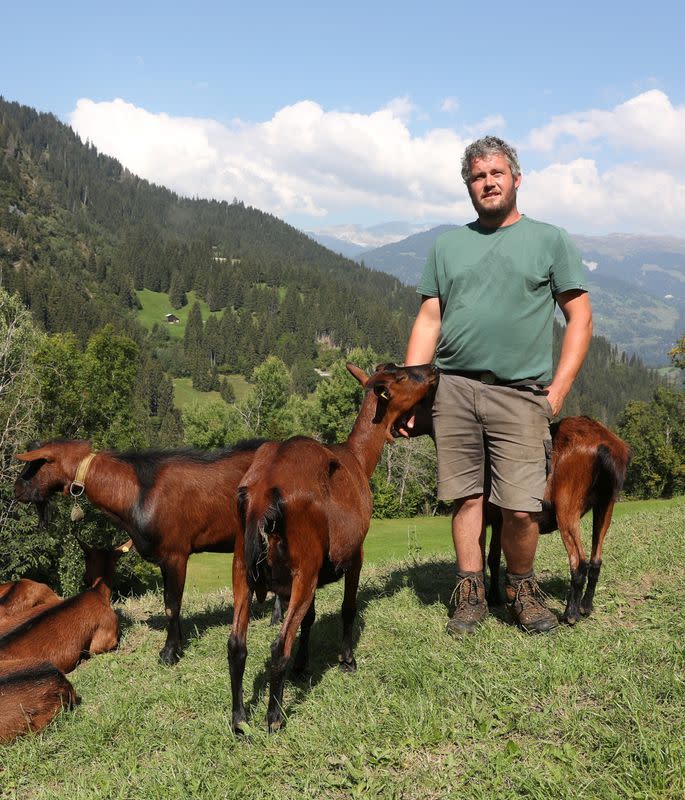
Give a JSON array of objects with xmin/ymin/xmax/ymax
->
[{"xmin": 70, "ymin": 452, "xmax": 97, "ymax": 498}]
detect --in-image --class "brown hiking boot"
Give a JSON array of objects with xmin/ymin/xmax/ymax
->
[
  {"xmin": 446, "ymin": 571, "xmax": 488, "ymax": 636},
  {"xmin": 505, "ymin": 572, "xmax": 558, "ymax": 633}
]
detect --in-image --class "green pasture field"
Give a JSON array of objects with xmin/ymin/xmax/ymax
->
[
  {"xmin": 136, "ymin": 289, "xmax": 218, "ymax": 339},
  {"xmin": 182, "ymin": 497, "xmax": 685, "ymax": 593},
  {"xmin": 173, "ymin": 375, "xmax": 252, "ymax": 410},
  {"xmin": 2, "ymin": 499, "xmax": 684, "ymax": 799}
]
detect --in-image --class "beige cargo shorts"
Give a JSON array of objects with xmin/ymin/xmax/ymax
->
[{"xmin": 432, "ymin": 373, "xmax": 553, "ymax": 512}]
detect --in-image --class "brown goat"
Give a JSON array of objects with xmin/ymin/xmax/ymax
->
[
  {"xmin": 0, "ymin": 658, "xmax": 77, "ymax": 743},
  {"xmin": 0, "ymin": 579, "xmax": 61, "ymax": 623},
  {"xmin": 0, "ymin": 539, "xmax": 133, "ymax": 636},
  {"xmin": 399, "ymin": 392, "xmax": 632, "ymax": 624},
  {"xmin": 487, "ymin": 416, "xmax": 631, "ymax": 624},
  {"xmin": 229, "ymin": 362, "xmax": 438, "ymax": 732},
  {"xmin": 0, "ymin": 541, "xmax": 129, "ymax": 673},
  {"xmin": 14, "ymin": 439, "xmax": 266, "ymax": 664}
]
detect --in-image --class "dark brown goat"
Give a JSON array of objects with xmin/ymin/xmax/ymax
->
[
  {"xmin": 0, "ymin": 658, "xmax": 77, "ymax": 743},
  {"xmin": 487, "ymin": 416, "xmax": 632, "ymax": 624},
  {"xmin": 0, "ymin": 541, "xmax": 129, "ymax": 673},
  {"xmin": 0, "ymin": 579, "xmax": 61, "ymax": 623},
  {"xmin": 229, "ymin": 362, "xmax": 438, "ymax": 733},
  {"xmin": 14, "ymin": 440, "xmax": 265, "ymax": 664}
]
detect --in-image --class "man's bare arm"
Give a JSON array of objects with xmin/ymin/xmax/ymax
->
[
  {"xmin": 405, "ymin": 296, "xmax": 442, "ymax": 366},
  {"xmin": 546, "ymin": 290, "xmax": 593, "ymax": 416}
]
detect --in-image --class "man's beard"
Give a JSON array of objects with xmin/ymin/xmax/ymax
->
[{"xmin": 472, "ymin": 188, "xmax": 517, "ymax": 222}]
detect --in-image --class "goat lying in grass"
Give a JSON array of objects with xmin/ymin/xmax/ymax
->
[
  {"xmin": 0, "ymin": 658, "xmax": 77, "ymax": 743},
  {"xmin": 0, "ymin": 541, "xmax": 130, "ymax": 673},
  {"xmin": 229, "ymin": 362, "xmax": 438, "ymax": 733},
  {"xmin": 0, "ymin": 579, "xmax": 61, "ymax": 623}
]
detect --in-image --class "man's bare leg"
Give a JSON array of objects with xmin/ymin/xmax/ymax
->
[
  {"xmin": 447, "ymin": 495, "xmax": 488, "ymax": 635},
  {"xmin": 500, "ymin": 509, "xmax": 557, "ymax": 632}
]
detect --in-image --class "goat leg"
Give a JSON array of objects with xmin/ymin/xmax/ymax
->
[
  {"xmin": 580, "ymin": 559, "xmax": 602, "ymax": 617},
  {"xmin": 267, "ymin": 575, "xmax": 317, "ymax": 732},
  {"xmin": 486, "ymin": 521, "xmax": 503, "ymax": 605},
  {"xmin": 338, "ymin": 550, "xmax": 362, "ymax": 673},
  {"xmin": 292, "ymin": 597, "xmax": 315, "ymax": 678},
  {"xmin": 228, "ymin": 553, "xmax": 252, "ymax": 734},
  {"xmin": 561, "ymin": 560, "xmax": 589, "ymax": 624},
  {"xmin": 159, "ymin": 556, "xmax": 188, "ymax": 665}
]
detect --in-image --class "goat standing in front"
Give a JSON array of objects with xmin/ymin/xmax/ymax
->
[
  {"xmin": 14, "ymin": 440, "xmax": 265, "ymax": 664},
  {"xmin": 229, "ymin": 362, "xmax": 438, "ymax": 733}
]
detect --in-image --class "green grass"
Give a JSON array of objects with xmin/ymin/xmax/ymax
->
[
  {"xmin": 136, "ymin": 289, "xmax": 219, "ymax": 339},
  {"xmin": 183, "ymin": 496, "xmax": 685, "ymax": 593},
  {"xmin": 2, "ymin": 499, "xmax": 684, "ymax": 799},
  {"xmin": 172, "ymin": 377, "xmax": 224, "ymax": 409},
  {"xmin": 172, "ymin": 376, "xmax": 252, "ymax": 411}
]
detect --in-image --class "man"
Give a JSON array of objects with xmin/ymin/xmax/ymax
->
[{"xmin": 404, "ymin": 136, "xmax": 592, "ymax": 634}]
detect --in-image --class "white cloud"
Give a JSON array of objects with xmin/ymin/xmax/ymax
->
[
  {"xmin": 524, "ymin": 90, "xmax": 685, "ymax": 164},
  {"xmin": 440, "ymin": 96, "xmax": 459, "ymax": 113},
  {"xmin": 465, "ymin": 114, "xmax": 505, "ymax": 137},
  {"xmin": 69, "ymin": 91, "xmax": 685, "ymax": 235},
  {"xmin": 583, "ymin": 260, "xmax": 598, "ymax": 271},
  {"xmin": 70, "ymin": 96, "xmax": 472, "ymax": 222},
  {"xmin": 520, "ymin": 159, "xmax": 685, "ymax": 234}
]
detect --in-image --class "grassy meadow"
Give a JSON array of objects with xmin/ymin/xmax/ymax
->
[
  {"xmin": 2, "ymin": 498, "xmax": 684, "ymax": 799},
  {"xmin": 136, "ymin": 289, "xmax": 218, "ymax": 339}
]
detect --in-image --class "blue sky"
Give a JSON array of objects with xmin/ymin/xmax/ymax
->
[{"xmin": 2, "ymin": 0, "xmax": 684, "ymax": 238}]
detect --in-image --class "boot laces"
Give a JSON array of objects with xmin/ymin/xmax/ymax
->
[
  {"xmin": 450, "ymin": 576, "xmax": 481, "ymax": 609},
  {"xmin": 513, "ymin": 576, "xmax": 550, "ymax": 609}
]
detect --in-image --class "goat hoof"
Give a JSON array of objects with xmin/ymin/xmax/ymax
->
[
  {"xmin": 579, "ymin": 605, "xmax": 593, "ymax": 617},
  {"xmin": 338, "ymin": 656, "xmax": 356, "ymax": 673},
  {"xmin": 159, "ymin": 646, "xmax": 181, "ymax": 665},
  {"xmin": 233, "ymin": 720, "xmax": 252, "ymax": 736},
  {"xmin": 267, "ymin": 717, "xmax": 283, "ymax": 733},
  {"xmin": 561, "ymin": 612, "xmax": 578, "ymax": 626}
]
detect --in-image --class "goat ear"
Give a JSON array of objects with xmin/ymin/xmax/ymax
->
[
  {"xmin": 373, "ymin": 383, "xmax": 390, "ymax": 400},
  {"xmin": 16, "ymin": 448, "xmax": 54, "ymax": 463},
  {"xmin": 346, "ymin": 363, "xmax": 369, "ymax": 386}
]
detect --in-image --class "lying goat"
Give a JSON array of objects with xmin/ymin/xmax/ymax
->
[
  {"xmin": 0, "ymin": 579, "xmax": 61, "ymax": 623},
  {"xmin": 0, "ymin": 658, "xmax": 77, "ymax": 743},
  {"xmin": 0, "ymin": 541, "xmax": 129, "ymax": 673}
]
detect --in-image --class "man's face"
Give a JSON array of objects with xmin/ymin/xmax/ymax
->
[{"xmin": 466, "ymin": 153, "xmax": 521, "ymax": 222}]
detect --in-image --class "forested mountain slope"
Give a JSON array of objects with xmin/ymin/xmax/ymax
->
[
  {"xmin": 0, "ymin": 96, "xmax": 664, "ymax": 424},
  {"xmin": 0, "ymin": 96, "xmax": 416, "ymax": 360}
]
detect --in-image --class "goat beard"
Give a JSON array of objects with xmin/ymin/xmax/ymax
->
[{"xmin": 33, "ymin": 499, "xmax": 53, "ymax": 529}]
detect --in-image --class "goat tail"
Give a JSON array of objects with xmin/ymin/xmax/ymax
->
[
  {"xmin": 240, "ymin": 486, "xmax": 285, "ymax": 591},
  {"xmin": 595, "ymin": 443, "xmax": 630, "ymax": 501}
]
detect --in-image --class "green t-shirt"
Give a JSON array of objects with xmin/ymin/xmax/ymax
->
[{"xmin": 417, "ymin": 216, "xmax": 588, "ymax": 384}]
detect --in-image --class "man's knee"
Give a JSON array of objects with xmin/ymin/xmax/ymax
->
[
  {"xmin": 453, "ymin": 494, "xmax": 483, "ymax": 515},
  {"xmin": 501, "ymin": 508, "xmax": 539, "ymax": 534}
]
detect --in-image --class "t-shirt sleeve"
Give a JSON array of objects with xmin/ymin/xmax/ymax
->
[
  {"xmin": 416, "ymin": 241, "xmax": 440, "ymax": 297},
  {"xmin": 550, "ymin": 229, "xmax": 588, "ymax": 295}
]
